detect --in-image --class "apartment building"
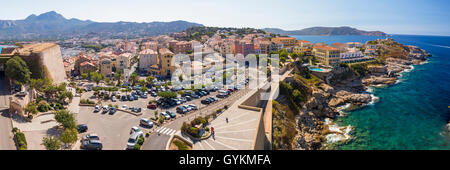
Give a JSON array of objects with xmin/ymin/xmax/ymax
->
[
  {"xmin": 117, "ymin": 53, "xmax": 132, "ymax": 70},
  {"xmin": 159, "ymin": 48, "xmax": 175, "ymax": 77},
  {"xmin": 139, "ymin": 49, "xmax": 158, "ymax": 72},
  {"xmin": 312, "ymin": 46, "xmax": 341, "ymax": 67},
  {"xmin": 271, "ymin": 37, "xmax": 296, "ymax": 47},
  {"xmin": 99, "ymin": 58, "xmax": 113, "ymax": 77}
]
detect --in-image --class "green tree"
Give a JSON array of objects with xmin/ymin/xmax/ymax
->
[
  {"xmin": 146, "ymin": 76, "xmax": 155, "ymax": 85},
  {"xmin": 157, "ymin": 91, "xmax": 177, "ymax": 99},
  {"xmin": 54, "ymin": 110, "xmax": 77, "ymax": 129},
  {"xmin": 41, "ymin": 136, "xmax": 61, "ymax": 150},
  {"xmin": 25, "ymin": 102, "xmax": 38, "ymax": 115},
  {"xmin": 115, "ymin": 69, "xmax": 123, "ymax": 86},
  {"xmin": 91, "ymin": 72, "xmax": 105, "ymax": 85},
  {"xmin": 59, "ymin": 128, "xmax": 78, "ymax": 146},
  {"xmin": 129, "ymin": 72, "xmax": 139, "ymax": 85},
  {"xmin": 5, "ymin": 56, "xmax": 31, "ymax": 85},
  {"xmin": 81, "ymin": 73, "xmax": 89, "ymax": 80}
]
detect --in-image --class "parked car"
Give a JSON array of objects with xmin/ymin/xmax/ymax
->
[
  {"xmin": 140, "ymin": 118, "xmax": 154, "ymax": 128},
  {"xmin": 176, "ymin": 106, "xmax": 188, "ymax": 114},
  {"xmin": 160, "ymin": 112, "xmax": 171, "ymax": 119},
  {"xmin": 183, "ymin": 105, "xmax": 192, "ymax": 112},
  {"xmin": 121, "ymin": 95, "xmax": 128, "ymax": 101},
  {"xmin": 217, "ymin": 93, "xmax": 227, "ymax": 98},
  {"xmin": 132, "ymin": 107, "xmax": 141, "ymax": 113},
  {"xmin": 130, "ymin": 126, "xmax": 144, "ymax": 136},
  {"xmin": 111, "ymin": 96, "xmax": 117, "ymax": 102},
  {"xmin": 147, "ymin": 104, "xmax": 157, "ymax": 109},
  {"xmin": 81, "ymin": 139, "xmax": 103, "ymax": 150},
  {"xmin": 121, "ymin": 105, "xmax": 128, "ymax": 110},
  {"xmin": 109, "ymin": 107, "xmax": 117, "ymax": 115},
  {"xmin": 82, "ymin": 133, "xmax": 100, "ymax": 141},
  {"xmin": 94, "ymin": 105, "xmax": 101, "ymax": 112},
  {"xmin": 185, "ymin": 96, "xmax": 192, "ymax": 101},
  {"xmin": 77, "ymin": 124, "xmax": 88, "ymax": 133},
  {"xmin": 102, "ymin": 106, "xmax": 109, "ymax": 113},
  {"xmin": 126, "ymin": 132, "xmax": 142, "ymax": 150},
  {"xmin": 188, "ymin": 104, "xmax": 198, "ymax": 110},
  {"xmin": 166, "ymin": 111, "xmax": 177, "ymax": 118}
]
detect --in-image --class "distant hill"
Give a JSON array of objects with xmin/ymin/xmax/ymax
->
[
  {"xmin": 264, "ymin": 26, "xmax": 388, "ymax": 36},
  {"xmin": 0, "ymin": 11, "xmax": 203, "ymax": 40}
]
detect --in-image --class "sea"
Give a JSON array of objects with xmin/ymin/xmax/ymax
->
[{"xmin": 291, "ymin": 35, "xmax": 450, "ymax": 150}]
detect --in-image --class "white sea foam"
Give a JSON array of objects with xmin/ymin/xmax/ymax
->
[
  {"xmin": 324, "ymin": 118, "xmax": 352, "ymax": 143},
  {"xmin": 368, "ymin": 94, "xmax": 380, "ymax": 105}
]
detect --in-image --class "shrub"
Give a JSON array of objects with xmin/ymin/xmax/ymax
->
[
  {"xmin": 15, "ymin": 132, "xmax": 27, "ymax": 150},
  {"xmin": 205, "ymin": 127, "xmax": 210, "ymax": 132},
  {"xmin": 134, "ymin": 144, "xmax": 141, "ymax": 150},
  {"xmin": 173, "ymin": 140, "xmax": 189, "ymax": 150},
  {"xmin": 138, "ymin": 136, "xmax": 145, "ymax": 145},
  {"xmin": 37, "ymin": 101, "xmax": 50, "ymax": 112}
]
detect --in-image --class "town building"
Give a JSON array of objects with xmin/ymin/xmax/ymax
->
[
  {"xmin": 99, "ymin": 58, "xmax": 113, "ymax": 77},
  {"xmin": 159, "ymin": 48, "xmax": 175, "ymax": 77},
  {"xmin": 139, "ymin": 49, "xmax": 158, "ymax": 73},
  {"xmin": 117, "ymin": 53, "xmax": 132, "ymax": 70},
  {"xmin": 79, "ymin": 61, "xmax": 97, "ymax": 74},
  {"xmin": 312, "ymin": 46, "xmax": 341, "ymax": 67},
  {"xmin": 271, "ymin": 37, "xmax": 296, "ymax": 47},
  {"xmin": 173, "ymin": 41, "xmax": 192, "ymax": 54}
]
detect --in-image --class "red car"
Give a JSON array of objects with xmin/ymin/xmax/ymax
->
[
  {"xmin": 147, "ymin": 104, "xmax": 157, "ymax": 109},
  {"xmin": 227, "ymin": 89, "xmax": 234, "ymax": 93}
]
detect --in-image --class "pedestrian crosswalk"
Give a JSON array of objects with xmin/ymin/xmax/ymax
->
[{"xmin": 156, "ymin": 127, "xmax": 178, "ymax": 136}]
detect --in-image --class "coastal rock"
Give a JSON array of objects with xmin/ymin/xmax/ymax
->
[
  {"xmin": 367, "ymin": 65, "xmax": 387, "ymax": 75},
  {"xmin": 447, "ymin": 123, "xmax": 450, "ymax": 132},
  {"xmin": 362, "ymin": 76, "xmax": 397, "ymax": 85},
  {"xmin": 330, "ymin": 90, "xmax": 372, "ymax": 106}
]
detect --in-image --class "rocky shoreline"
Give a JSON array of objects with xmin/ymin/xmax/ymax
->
[{"xmin": 293, "ymin": 41, "xmax": 431, "ymax": 150}]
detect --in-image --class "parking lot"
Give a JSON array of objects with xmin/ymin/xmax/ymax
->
[{"xmin": 76, "ymin": 83, "xmax": 244, "ymax": 150}]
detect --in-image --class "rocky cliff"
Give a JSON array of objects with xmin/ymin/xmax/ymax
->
[{"xmin": 276, "ymin": 38, "xmax": 431, "ymax": 150}]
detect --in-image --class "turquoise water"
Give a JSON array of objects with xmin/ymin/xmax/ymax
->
[
  {"xmin": 309, "ymin": 67, "xmax": 324, "ymax": 72},
  {"xmin": 292, "ymin": 35, "xmax": 450, "ymax": 150}
]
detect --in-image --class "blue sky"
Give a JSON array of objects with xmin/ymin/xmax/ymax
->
[{"xmin": 0, "ymin": 0, "xmax": 449, "ymax": 36}]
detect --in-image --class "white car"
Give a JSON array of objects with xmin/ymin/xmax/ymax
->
[
  {"xmin": 102, "ymin": 106, "xmax": 109, "ymax": 113},
  {"xmin": 140, "ymin": 118, "xmax": 154, "ymax": 128},
  {"xmin": 121, "ymin": 105, "xmax": 128, "ymax": 110},
  {"xmin": 127, "ymin": 132, "xmax": 141, "ymax": 150},
  {"xmin": 130, "ymin": 126, "xmax": 144, "ymax": 137},
  {"xmin": 160, "ymin": 112, "xmax": 171, "ymax": 120},
  {"xmin": 94, "ymin": 105, "xmax": 101, "ymax": 112},
  {"xmin": 184, "ymin": 105, "xmax": 192, "ymax": 112},
  {"xmin": 188, "ymin": 104, "xmax": 198, "ymax": 110}
]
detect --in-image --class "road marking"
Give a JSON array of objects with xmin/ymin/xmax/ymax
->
[
  {"xmin": 203, "ymin": 140, "xmax": 216, "ymax": 150},
  {"xmin": 215, "ymin": 136, "xmax": 253, "ymax": 143},
  {"xmin": 214, "ymin": 118, "xmax": 258, "ymax": 130},
  {"xmin": 210, "ymin": 139, "xmax": 238, "ymax": 150},
  {"xmin": 212, "ymin": 112, "xmax": 253, "ymax": 127},
  {"xmin": 214, "ymin": 128, "xmax": 256, "ymax": 134},
  {"xmin": 198, "ymin": 141, "xmax": 205, "ymax": 150},
  {"xmin": 157, "ymin": 127, "xmax": 166, "ymax": 133}
]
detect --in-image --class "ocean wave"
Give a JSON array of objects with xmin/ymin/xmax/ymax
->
[
  {"xmin": 324, "ymin": 118, "xmax": 352, "ymax": 143},
  {"xmin": 368, "ymin": 94, "xmax": 380, "ymax": 105},
  {"xmin": 430, "ymin": 44, "xmax": 450, "ymax": 49}
]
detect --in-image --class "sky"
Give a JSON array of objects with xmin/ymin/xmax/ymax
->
[{"xmin": 0, "ymin": 0, "xmax": 449, "ymax": 36}]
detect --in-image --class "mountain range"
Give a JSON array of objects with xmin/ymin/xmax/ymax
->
[
  {"xmin": 263, "ymin": 27, "xmax": 388, "ymax": 36},
  {"xmin": 0, "ymin": 11, "xmax": 203, "ymax": 40}
]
